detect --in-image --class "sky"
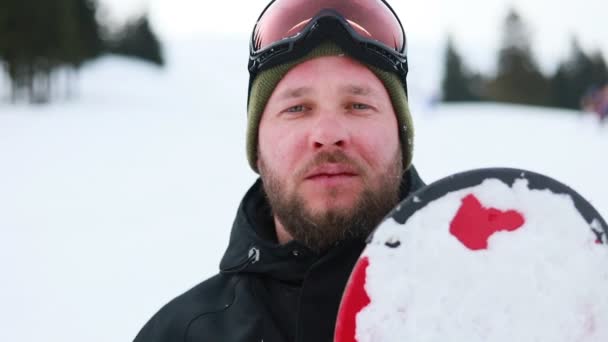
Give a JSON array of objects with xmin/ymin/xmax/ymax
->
[{"xmin": 98, "ymin": 0, "xmax": 608, "ymax": 73}]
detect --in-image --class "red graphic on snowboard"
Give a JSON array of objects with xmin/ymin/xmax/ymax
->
[
  {"xmin": 450, "ymin": 194, "xmax": 525, "ymax": 250},
  {"xmin": 335, "ymin": 257, "xmax": 371, "ymax": 342}
]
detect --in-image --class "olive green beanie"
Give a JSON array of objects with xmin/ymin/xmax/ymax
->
[{"xmin": 247, "ymin": 41, "xmax": 414, "ymax": 173}]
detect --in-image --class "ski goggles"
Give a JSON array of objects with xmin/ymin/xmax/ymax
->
[{"xmin": 248, "ymin": 0, "xmax": 409, "ymax": 91}]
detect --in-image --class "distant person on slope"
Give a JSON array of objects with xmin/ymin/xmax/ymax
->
[{"xmin": 582, "ymin": 85, "xmax": 608, "ymax": 124}]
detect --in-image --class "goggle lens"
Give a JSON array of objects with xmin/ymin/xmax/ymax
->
[{"xmin": 252, "ymin": 0, "xmax": 405, "ymax": 53}]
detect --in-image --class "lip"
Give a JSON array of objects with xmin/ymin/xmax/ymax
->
[{"xmin": 304, "ymin": 163, "xmax": 359, "ymax": 180}]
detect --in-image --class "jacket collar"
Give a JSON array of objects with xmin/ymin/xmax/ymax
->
[
  {"xmin": 219, "ymin": 165, "xmax": 425, "ymax": 283},
  {"xmin": 219, "ymin": 178, "xmax": 318, "ymax": 283}
]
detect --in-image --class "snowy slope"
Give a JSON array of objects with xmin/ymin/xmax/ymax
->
[{"xmin": 0, "ymin": 40, "xmax": 606, "ymax": 342}]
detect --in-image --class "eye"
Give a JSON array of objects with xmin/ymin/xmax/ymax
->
[
  {"xmin": 352, "ymin": 103, "xmax": 369, "ymax": 110},
  {"xmin": 285, "ymin": 105, "xmax": 306, "ymax": 113}
]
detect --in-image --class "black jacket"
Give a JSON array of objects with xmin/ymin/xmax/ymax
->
[{"xmin": 134, "ymin": 167, "xmax": 425, "ymax": 342}]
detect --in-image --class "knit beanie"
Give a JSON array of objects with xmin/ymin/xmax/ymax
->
[{"xmin": 247, "ymin": 41, "xmax": 414, "ymax": 173}]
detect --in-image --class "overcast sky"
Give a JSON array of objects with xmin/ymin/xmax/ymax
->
[{"xmin": 99, "ymin": 0, "xmax": 607, "ymax": 72}]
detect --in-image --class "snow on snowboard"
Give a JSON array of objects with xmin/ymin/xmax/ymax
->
[{"xmin": 335, "ymin": 168, "xmax": 608, "ymax": 342}]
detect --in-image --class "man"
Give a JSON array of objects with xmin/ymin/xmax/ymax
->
[{"xmin": 134, "ymin": 0, "xmax": 425, "ymax": 341}]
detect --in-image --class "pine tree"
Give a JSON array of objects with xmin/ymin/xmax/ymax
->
[
  {"xmin": 442, "ymin": 37, "xmax": 480, "ymax": 102},
  {"xmin": 550, "ymin": 64, "xmax": 570, "ymax": 109},
  {"xmin": 487, "ymin": 9, "xmax": 551, "ymax": 106},
  {"xmin": 589, "ymin": 51, "xmax": 608, "ymax": 87},
  {"xmin": 107, "ymin": 14, "xmax": 164, "ymax": 66},
  {"xmin": 551, "ymin": 38, "xmax": 596, "ymax": 110},
  {"xmin": 0, "ymin": 0, "xmax": 103, "ymax": 103},
  {"xmin": 71, "ymin": 0, "xmax": 103, "ymax": 67}
]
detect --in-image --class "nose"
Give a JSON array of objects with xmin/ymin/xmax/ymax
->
[{"xmin": 309, "ymin": 113, "xmax": 349, "ymax": 150}]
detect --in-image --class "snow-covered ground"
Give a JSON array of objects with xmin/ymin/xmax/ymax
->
[{"xmin": 0, "ymin": 39, "xmax": 606, "ymax": 342}]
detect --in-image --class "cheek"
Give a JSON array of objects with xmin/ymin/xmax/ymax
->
[
  {"xmin": 353, "ymin": 121, "xmax": 400, "ymax": 168},
  {"xmin": 258, "ymin": 122, "xmax": 308, "ymax": 174}
]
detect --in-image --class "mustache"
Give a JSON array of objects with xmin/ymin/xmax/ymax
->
[{"xmin": 295, "ymin": 150, "xmax": 365, "ymax": 179}]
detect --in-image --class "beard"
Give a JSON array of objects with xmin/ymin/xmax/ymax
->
[{"xmin": 259, "ymin": 149, "xmax": 404, "ymax": 253}]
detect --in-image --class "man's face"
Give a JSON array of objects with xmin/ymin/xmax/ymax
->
[{"xmin": 257, "ymin": 56, "xmax": 403, "ymax": 252}]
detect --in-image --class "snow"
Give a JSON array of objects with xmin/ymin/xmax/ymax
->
[
  {"xmin": 591, "ymin": 219, "xmax": 603, "ymax": 232},
  {"xmin": 362, "ymin": 178, "xmax": 608, "ymax": 341},
  {"xmin": 1, "ymin": 39, "xmax": 607, "ymax": 341}
]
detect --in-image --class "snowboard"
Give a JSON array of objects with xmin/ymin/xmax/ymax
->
[{"xmin": 335, "ymin": 168, "xmax": 608, "ymax": 342}]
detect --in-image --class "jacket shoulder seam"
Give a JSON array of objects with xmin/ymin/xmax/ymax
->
[{"xmin": 182, "ymin": 277, "xmax": 242, "ymax": 342}]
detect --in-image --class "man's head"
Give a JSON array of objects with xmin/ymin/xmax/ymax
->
[{"xmin": 245, "ymin": 1, "xmax": 413, "ymax": 252}]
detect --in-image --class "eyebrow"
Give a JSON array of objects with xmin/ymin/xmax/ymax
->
[
  {"xmin": 277, "ymin": 87, "xmax": 313, "ymax": 100},
  {"xmin": 340, "ymin": 84, "xmax": 376, "ymax": 96}
]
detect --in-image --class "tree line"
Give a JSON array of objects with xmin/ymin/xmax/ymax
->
[
  {"xmin": 442, "ymin": 9, "xmax": 608, "ymax": 111},
  {"xmin": 0, "ymin": 0, "xmax": 163, "ymax": 104}
]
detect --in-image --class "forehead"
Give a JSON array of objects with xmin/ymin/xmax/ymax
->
[{"xmin": 273, "ymin": 55, "xmax": 386, "ymax": 92}]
